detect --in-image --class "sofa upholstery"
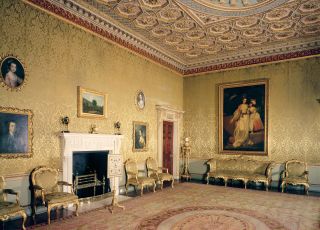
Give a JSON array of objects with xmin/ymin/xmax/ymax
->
[{"xmin": 206, "ymin": 158, "xmax": 274, "ymax": 191}]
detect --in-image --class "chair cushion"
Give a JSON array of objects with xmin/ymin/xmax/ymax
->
[
  {"xmin": 158, "ymin": 173, "xmax": 173, "ymax": 181},
  {"xmin": 45, "ymin": 192, "xmax": 78, "ymax": 204},
  {"xmin": 0, "ymin": 201, "xmax": 23, "ymax": 216},
  {"xmin": 137, "ymin": 177, "xmax": 155, "ymax": 184},
  {"xmin": 283, "ymin": 176, "xmax": 308, "ymax": 185}
]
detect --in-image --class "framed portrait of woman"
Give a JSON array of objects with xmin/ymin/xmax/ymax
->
[
  {"xmin": 0, "ymin": 55, "xmax": 26, "ymax": 91},
  {"xmin": 135, "ymin": 90, "xmax": 145, "ymax": 110},
  {"xmin": 133, "ymin": 121, "xmax": 148, "ymax": 152},
  {"xmin": 218, "ymin": 79, "xmax": 268, "ymax": 155}
]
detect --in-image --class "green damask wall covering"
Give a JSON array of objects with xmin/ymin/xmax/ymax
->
[
  {"xmin": 0, "ymin": 0, "xmax": 183, "ymax": 176},
  {"xmin": 184, "ymin": 57, "xmax": 320, "ymax": 163}
]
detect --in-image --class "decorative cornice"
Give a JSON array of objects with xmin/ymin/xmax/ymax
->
[
  {"xmin": 24, "ymin": 0, "xmax": 320, "ymax": 76},
  {"xmin": 183, "ymin": 48, "xmax": 320, "ymax": 76}
]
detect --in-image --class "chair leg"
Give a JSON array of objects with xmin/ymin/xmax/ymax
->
[
  {"xmin": 244, "ymin": 180, "xmax": 247, "ymax": 189},
  {"xmin": 153, "ymin": 182, "xmax": 156, "ymax": 192},
  {"xmin": 224, "ymin": 179, "xmax": 228, "ymax": 187},
  {"xmin": 20, "ymin": 210, "xmax": 27, "ymax": 230},
  {"xmin": 265, "ymin": 182, "xmax": 269, "ymax": 192},
  {"xmin": 171, "ymin": 179, "xmax": 174, "ymax": 188},
  {"xmin": 281, "ymin": 182, "xmax": 285, "ymax": 193},
  {"xmin": 75, "ymin": 201, "xmax": 79, "ymax": 216},
  {"xmin": 206, "ymin": 176, "xmax": 209, "ymax": 185},
  {"xmin": 47, "ymin": 206, "xmax": 52, "ymax": 225},
  {"xmin": 32, "ymin": 204, "xmax": 36, "ymax": 224},
  {"xmin": 125, "ymin": 184, "xmax": 128, "ymax": 195},
  {"xmin": 140, "ymin": 185, "xmax": 144, "ymax": 196},
  {"xmin": 305, "ymin": 185, "xmax": 309, "ymax": 195},
  {"xmin": 160, "ymin": 181, "xmax": 164, "ymax": 190}
]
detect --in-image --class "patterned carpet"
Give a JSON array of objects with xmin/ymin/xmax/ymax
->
[{"xmin": 30, "ymin": 183, "xmax": 320, "ymax": 230}]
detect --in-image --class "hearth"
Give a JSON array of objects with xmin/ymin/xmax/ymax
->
[{"xmin": 73, "ymin": 151, "xmax": 111, "ymax": 198}]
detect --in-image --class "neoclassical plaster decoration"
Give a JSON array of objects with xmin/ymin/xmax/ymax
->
[{"xmin": 24, "ymin": 0, "xmax": 320, "ymax": 75}]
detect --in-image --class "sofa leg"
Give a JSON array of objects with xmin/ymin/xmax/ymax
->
[
  {"xmin": 265, "ymin": 182, "xmax": 269, "ymax": 191},
  {"xmin": 281, "ymin": 182, "xmax": 285, "ymax": 193},
  {"xmin": 224, "ymin": 179, "xmax": 227, "ymax": 187}
]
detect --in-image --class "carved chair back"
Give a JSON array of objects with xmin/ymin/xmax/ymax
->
[
  {"xmin": 285, "ymin": 160, "xmax": 307, "ymax": 178},
  {"xmin": 31, "ymin": 166, "xmax": 59, "ymax": 198},
  {"xmin": 124, "ymin": 159, "xmax": 138, "ymax": 181},
  {"xmin": 146, "ymin": 157, "xmax": 158, "ymax": 176}
]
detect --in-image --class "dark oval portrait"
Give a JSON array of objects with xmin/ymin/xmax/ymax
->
[{"xmin": 1, "ymin": 56, "xmax": 25, "ymax": 90}]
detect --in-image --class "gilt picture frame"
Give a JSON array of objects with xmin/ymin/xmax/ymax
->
[
  {"xmin": 133, "ymin": 121, "xmax": 148, "ymax": 152},
  {"xmin": 77, "ymin": 86, "xmax": 108, "ymax": 119},
  {"xmin": 0, "ymin": 55, "xmax": 26, "ymax": 91},
  {"xmin": 218, "ymin": 79, "xmax": 268, "ymax": 156},
  {"xmin": 0, "ymin": 107, "xmax": 33, "ymax": 158}
]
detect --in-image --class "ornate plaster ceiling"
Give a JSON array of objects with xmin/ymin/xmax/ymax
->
[{"xmin": 25, "ymin": 0, "xmax": 320, "ymax": 75}]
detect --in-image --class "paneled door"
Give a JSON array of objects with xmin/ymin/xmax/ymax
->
[{"xmin": 163, "ymin": 121, "xmax": 174, "ymax": 174}]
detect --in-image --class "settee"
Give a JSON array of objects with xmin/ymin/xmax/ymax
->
[{"xmin": 206, "ymin": 158, "xmax": 274, "ymax": 191}]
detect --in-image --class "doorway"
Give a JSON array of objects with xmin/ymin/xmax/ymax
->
[{"xmin": 163, "ymin": 121, "xmax": 174, "ymax": 174}]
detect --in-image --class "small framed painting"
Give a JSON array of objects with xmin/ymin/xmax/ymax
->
[
  {"xmin": 218, "ymin": 79, "xmax": 268, "ymax": 155},
  {"xmin": 0, "ymin": 107, "xmax": 33, "ymax": 158},
  {"xmin": 133, "ymin": 121, "xmax": 148, "ymax": 152},
  {"xmin": 0, "ymin": 55, "xmax": 26, "ymax": 91},
  {"xmin": 77, "ymin": 87, "xmax": 108, "ymax": 119},
  {"xmin": 135, "ymin": 90, "xmax": 145, "ymax": 110}
]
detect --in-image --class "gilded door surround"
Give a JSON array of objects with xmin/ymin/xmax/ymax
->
[
  {"xmin": 156, "ymin": 105, "xmax": 184, "ymax": 180},
  {"xmin": 23, "ymin": 0, "xmax": 320, "ymax": 76}
]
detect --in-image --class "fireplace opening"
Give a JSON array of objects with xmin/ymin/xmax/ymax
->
[{"xmin": 73, "ymin": 151, "xmax": 111, "ymax": 198}]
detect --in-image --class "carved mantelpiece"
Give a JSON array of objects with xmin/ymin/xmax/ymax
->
[{"xmin": 60, "ymin": 133, "xmax": 123, "ymax": 194}]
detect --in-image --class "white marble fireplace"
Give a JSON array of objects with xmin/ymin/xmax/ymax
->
[{"xmin": 60, "ymin": 133, "xmax": 123, "ymax": 194}]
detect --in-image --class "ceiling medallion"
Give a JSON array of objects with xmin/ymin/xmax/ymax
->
[
  {"xmin": 186, "ymin": 30, "xmax": 206, "ymax": 40},
  {"xmin": 116, "ymin": 3, "xmax": 142, "ymax": 19},
  {"xmin": 274, "ymin": 31, "xmax": 296, "ymax": 40},
  {"xmin": 177, "ymin": 43, "xmax": 194, "ymax": 52},
  {"xmin": 173, "ymin": 19, "xmax": 196, "ymax": 32},
  {"xmin": 270, "ymin": 21, "xmax": 294, "ymax": 31},
  {"xmin": 135, "ymin": 15, "xmax": 158, "ymax": 29},
  {"xmin": 139, "ymin": 0, "xmax": 169, "ymax": 9},
  {"xmin": 205, "ymin": 45, "xmax": 222, "ymax": 54},
  {"xmin": 186, "ymin": 50, "xmax": 202, "ymax": 57},
  {"xmin": 208, "ymin": 24, "xmax": 230, "ymax": 35},
  {"xmin": 298, "ymin": 0, "xmax": 320, "ymax": 13},
  {"xmin": 196, "ymin": 39, "xmax": 214, "ymax": 48},
  {"xmin": 158, "ymin": 8, "xmax": 184, "ymax": 22},
  {"xmin": 235, "ymin": 17, "xmax": 260, "ymax": 28},
  {"xmin": 248, "ymin": 37, "xmax": 268, "ymax": 45},
  {"xmin": 151, "ymin": 27, "xmax": 172, "ymax": 37},
  {"xmin": 165, "ymin": 34, "xmax": 184, "ymax": 45}
]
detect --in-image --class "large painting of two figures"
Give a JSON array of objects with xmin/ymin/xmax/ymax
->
[{"xmin": 219, "ymin": 79, "xmax": 268, "ymax": 155}]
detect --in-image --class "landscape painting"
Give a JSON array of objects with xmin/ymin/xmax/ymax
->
[
  {"xmin": 78, "ymin": 87, "xmax": 107, "ymax": 119},
  {"xmin": 218, "ymin": 79, "xmax": 268, "ymax": 155}
]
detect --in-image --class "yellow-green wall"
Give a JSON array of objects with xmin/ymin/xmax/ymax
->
[
  {"xmin": 184, "ymin": 57, "xmax": 320, "ymax": 163},
  {"xmin": 0, "ymin": 0, "xmax": 183, "ymax": 176}
]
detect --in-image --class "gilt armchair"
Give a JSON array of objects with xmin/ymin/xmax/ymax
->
[
  {"xmin": 0, "ymin": 176, "xmax": 27, "ymax": 230},
  {"xmin": 281, "ymin": 160, "xmax": 309, "ymax": 195},
  {"xmin": 30, "ymin": 166, "xmax": 79, "ymax": 224},
  {"xmin": 146, "ymin": 157, "xmax": 174, "ymax": 190},
  {"xmin": 124, "ymin": 159, "xmax": 156, "ymax": 196}
]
